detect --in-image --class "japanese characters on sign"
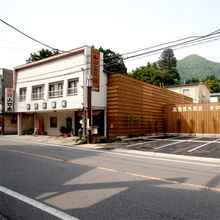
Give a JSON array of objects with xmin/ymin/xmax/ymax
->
[
  {"xmin": 91, "ymin": 48, "xmax": 100, "ymax": 91},
  {"xmin": 5, "ymin": 88, "xmax": 14, "ymax": 112}
]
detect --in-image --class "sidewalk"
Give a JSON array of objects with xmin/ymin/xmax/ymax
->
[{"xmin": 1, "ymin": 135, "xmax": 79, "ymax": 147}]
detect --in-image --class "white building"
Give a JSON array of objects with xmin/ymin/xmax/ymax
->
[
  {"xmin": 167, "ymin": 83, "xmax": 210, "ymax": 103},
  {"xmin": 14, "ymin": 46, "xmax": 107, "ymax": 136}
]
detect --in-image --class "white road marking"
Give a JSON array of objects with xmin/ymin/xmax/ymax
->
[
  {"xmin": 188, "ymin": 139, "xmax": 220, "ymax": 153},
  {"xmin": 154, "ymin": 137, "xmax": 214, "ymax": 150},
  {"xmin": 126, "ymin": 137, "xmax": 208, "ymax": 148},
  {"xmin": 0, "ymin": 186, "xmax": 79, "ymax": 220},
  {"xmin": 126, "ymin": 140, "xmax": 159, "ymax": 147},
  {"xmin": 98, "ymin": 167, "xmax": 118, "ymax": 172},
  {"xmin": 154, "ymin": 141, "xmax": 184, "ymax": 150}
]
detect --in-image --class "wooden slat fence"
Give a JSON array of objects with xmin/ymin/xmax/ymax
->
[
  {"xmin": 107, "ymin": 74, "xmax": 192, "ymax": 138},
  {"xmin": 166, "ymin": 103, "xmax": 220, "ymax": 134}
]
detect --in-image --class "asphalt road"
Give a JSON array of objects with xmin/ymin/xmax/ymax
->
[{"xmin": 1, "ymin": 137, "xmax": 220, "ymax": 219}]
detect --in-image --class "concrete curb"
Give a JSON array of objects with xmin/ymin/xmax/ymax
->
[{"xmin": 111, "ymin": 148, "xmax": 220, "ymax": 165}]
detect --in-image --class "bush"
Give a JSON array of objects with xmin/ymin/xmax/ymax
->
[
  {"xmin": 65, "ymin": 127, "xmax": 72, "ymax": 134},
  {"xmin": 22, "ymin": 128, "xmax": 34, "ymax": 135},
  {"xmin": 60, "ymin": 126, "xmax": 67, "ymax": 134}
]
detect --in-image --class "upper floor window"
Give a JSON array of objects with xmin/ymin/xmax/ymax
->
[
  {"xmin": 19, "ymin": 87, "xmax": 26, "ymax": 102},
  {"xmin": 32, "ymin": 85, "xmax": 44, "ymax": 100},
  {"xmin": 48, "ymin": 81, "xmax": 63, "ymax": 98},
  {"xmin": 183, "ymin": 88, "xmax": 191, "ymax": 97},
  {"xmin": 67, "ymin": 78, "xmax": 79, "ymax": 96}
]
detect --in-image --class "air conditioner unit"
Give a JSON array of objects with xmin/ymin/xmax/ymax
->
[
  {"xmin": 51, "ymin": 101, "xmax": 56, "ymax": 109},
  {"xmin": 42, "ymin": 102, "xmax": 47, "ymax": 109},
  {"xmin": 62, "ymin": 100, "xmax": 67, "ymax": 108},
  {"xmin": 26, "ymin": 104, "xmax": 31, "ymax": 110},
  {"xmin": 34, "ymin": 103, "xmax": 39, "ymax": 110}
]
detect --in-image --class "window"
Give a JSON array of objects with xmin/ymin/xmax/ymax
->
[
  {"xmin": 32, "ymin": 85, "xmax": 44, "ymax": 100},
  {"xmin": 67, "ymin": 78, "xmax": 79, "ymax": 96},
  {"xmin": 183, "ymin": 88, "xmax": 191, "ymax": 97},
  {"xmin": 19, "ymin": 87, "xmax": 26, "ymax": 102},
  {"xmin": 50, "ymin": 117, "xmax": 57, "ymax": 128},
  {"xmin": 48, "ymin": 81, "xmax": 63, "ymax": 98}
]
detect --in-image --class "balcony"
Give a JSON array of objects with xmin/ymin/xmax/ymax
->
[
  {"xmin": 32, "ymin": 92, "xmax": 44, "ymax": 100},
  {"xmin": 67, "ymin": 87, "xmax": 78, "ymax": 96},
  {"xmin": 19, "ymin": 95, "xmax": 26, "ymax": 102},
  {"xmin": 48, "ymin": 90, "xmax": 63, "ymax": 98}
]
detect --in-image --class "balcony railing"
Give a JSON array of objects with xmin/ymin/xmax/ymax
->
[
  {"xmin": 19, "ymin": 95, "xmax": 26, "ymax": 102},
  {"xmin": 32, "ymin": 92, "xmax": 44, "ymax": 100},
  {"xmin": 67, "ymin": 87, "xmax": 78, "ymax": 96},
  {"xmin": 48, "ymin": 90, "xmax": 63, "ymax": 98}
]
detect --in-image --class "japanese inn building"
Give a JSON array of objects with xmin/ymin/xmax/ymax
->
[{"xmin": 14, "ymin": 46, "xmax": 107, "ymax": 136}]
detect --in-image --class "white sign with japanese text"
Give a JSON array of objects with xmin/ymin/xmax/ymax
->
[{"xmin": 5, "ymin": 88, "xmax": 14, "ymax": 112}]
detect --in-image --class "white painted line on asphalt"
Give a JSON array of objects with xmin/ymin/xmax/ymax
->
[
  {"xmin": 154, "ymin": 138, "xmax": 213, "ymax": 150},
  {"xmin": 0, "ymin": 186, "xmax": 79, "ymax": 220},
  {"xmin": 126, "ymin": 140, "xmax": 159, "ymax": 147},
  {"xmin": 98, "ymin": 167, "xmax": 118, "ymax": 172},
  {"xmin": 147, "ymin": 138, "xmax": 208, "ymax": 144},
  {"xmin": 125, "ymin": 138, "xmax": 209, "ymax": 148},
  {"xmin": 188, "ymin": 139, "xmax": 220, "ymax": 153},
  {"xmin": 154, "ymin": 141, "xmax": 184, "ymax": 150}
]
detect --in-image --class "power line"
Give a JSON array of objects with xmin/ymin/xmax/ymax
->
[
  {"xmin": 0, "ymin": 18, "xmax": 62, "ymax": 52},
  {"xmin": 121, "ymin": 36, "xmax": 200, "ymax": 56},
  {"xmin": 124, "ymin": 31, "xmax": 220, "ymax": 60},
  {"xmin": 124, "ymin": 35, "xmax": 220, "ymax": 64},
  {"xmin": 122, "ymin": 28, "xmax": 220, "ymax": 59}
]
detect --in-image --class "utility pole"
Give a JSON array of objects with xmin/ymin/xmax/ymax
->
[
  {"xmin": 0, "ymin": 76, "xmax": 4, "ymax": 135},
  {"xmin": 87, "ymin": 73, "xmax": 92, "ymax": 143}
]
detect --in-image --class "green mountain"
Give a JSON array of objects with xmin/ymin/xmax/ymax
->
[{"xmin": 177, "ymin": 55, "xmax": 220, "ymax": 82}]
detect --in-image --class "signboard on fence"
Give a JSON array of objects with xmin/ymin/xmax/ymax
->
[{"xmin": 5, "ymin": 88, "xmax": 14, "ymax": 112}]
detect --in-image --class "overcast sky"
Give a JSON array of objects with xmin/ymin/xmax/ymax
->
[{"xmin": 1, "ymin": 0, "xmax": 220, "ymax": 71}]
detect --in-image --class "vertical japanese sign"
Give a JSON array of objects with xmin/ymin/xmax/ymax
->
[
  {"xmin": 5, "ymin": 88, "xmax": 14, "ymax": 112},
  {"xmin": 91, "ymin": 48, "xmax": 100, "ymax": 91}
]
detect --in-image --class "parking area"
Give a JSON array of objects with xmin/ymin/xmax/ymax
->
[{"xmin": 106, "ymin": 135, "xmax": 220, "ymax": 159}]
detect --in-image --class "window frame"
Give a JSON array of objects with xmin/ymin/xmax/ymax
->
[
  {"xmin": 48, "ymin": 81, "xmax": 63, "ymax": 98},
  {"xmin": 32, "ymin": 84, "xmax": 44, "ymax": 100},
  {"xmin": 67, "ymin": 78, "xmax": 79, "ymax": 96},
  {"xmin": 19, "ymin": 87, "xmax": 27, "ymax": 102}
]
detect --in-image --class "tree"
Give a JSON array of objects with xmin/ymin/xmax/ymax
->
[
  {"xmin": 132, "ymin": 62, "xmax": 162, "ymax": 85},
  {"xmin": 26, "ymin": 48, "xmax": 59, "ymax": 63},
  {"xmin": 158, "ymin": 48, "xmax": 180, "ymax": 85},
  {"xmin": 204, "ymin": 75, "xmax": 220, "ymax": 93},
  {"xmin": 132, "ymin": 62, "xmax": 153, "ymax": 82},
  {"xmin": 99, "ymin": 47, "xmax": 127, "ymax": 74},
  {"xmin": 185, "ymin": 77, "xmax": 200, "ymax": 84}
]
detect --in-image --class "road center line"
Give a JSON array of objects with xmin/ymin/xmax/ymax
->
[
  {"xmin": 188, "ymin": 139, "xmax": 220, "ymax": 153},
  {"xmin": 0, "ymin": 186, "xmax": 79, "ymax": 220}
]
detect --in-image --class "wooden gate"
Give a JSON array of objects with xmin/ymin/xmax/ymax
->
[{"xmin": 166, "ymin": 103, "xmax": 220, "ymax": 134}]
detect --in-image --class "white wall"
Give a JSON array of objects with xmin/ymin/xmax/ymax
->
[{"xmin": 168, "ymin": 85, "xmax": 210, "ymax": 103}]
